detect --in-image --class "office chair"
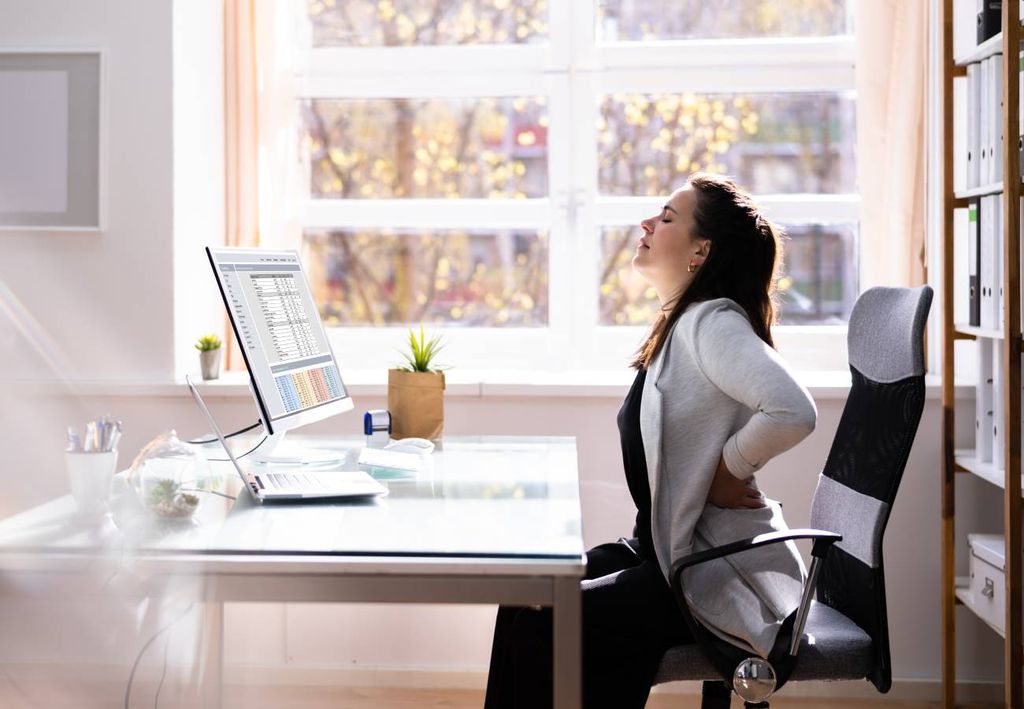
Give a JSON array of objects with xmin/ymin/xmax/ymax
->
[{"xmin": 652, "ymin": 285, "xmax": 933, "ymax": 708}]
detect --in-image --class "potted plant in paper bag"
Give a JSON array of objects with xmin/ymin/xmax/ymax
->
[
  {"xmin": 388, "ymin": 327, "xmax": 446, "ymax": 440},
  {"xmin": 195, "ymin": 334, "xmax": 223, "ymax": 381}
]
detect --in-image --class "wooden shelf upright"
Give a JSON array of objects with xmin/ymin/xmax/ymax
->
[{"xmin": 941, "ymin": 1, "xmax": 1024, "ymax": 706}]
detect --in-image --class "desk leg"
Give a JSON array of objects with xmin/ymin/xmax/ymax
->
[
  {"xmin": 552, "ymin": 577, "xmax": 581, "ymax": 709},
  {"xmin": 202, "ymin": 601, "xmax": 223, "ymax": 708}
]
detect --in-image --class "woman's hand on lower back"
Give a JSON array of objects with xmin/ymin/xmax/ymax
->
[{"xmin": 707, "ymin": 456, "xmax": 765, "ymax": 509}]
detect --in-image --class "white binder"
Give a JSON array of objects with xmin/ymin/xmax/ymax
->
[
  {"xmin": 977, "ymin": 338, "xmax": 994, "ymax": 463},
  {"xmin": 979, "ymin": 195, "xmax": 995, "ymax": 329},
  {"xmin": 993, "ymin": 341, "xmax": 1005, "ymax": 471},
  {"xmin": 996, "ymin": 193, "xmax": 1005, "ymax": 330},
  {"xmin": 969, "ymin": 200, "xmax": 980, "ymax": 325},
  {"xmin": 955, "ymin": 208, "xmax": 970, "ymax": 324},
  {"xmin": 980, "ymin": 57, "xmax": 991, "ymax": 185},
  {"xmin": 968, "ymin": 62, "xmax": 980, "ymax": 189},
  {"xmin": 992, "ymin": 53, "xmax": 1004, "ymax": 184}
]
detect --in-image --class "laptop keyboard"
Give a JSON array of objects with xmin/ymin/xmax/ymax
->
[{"xmin": 265, "ymin": 472, "xmax": 322, "ymax": 490}]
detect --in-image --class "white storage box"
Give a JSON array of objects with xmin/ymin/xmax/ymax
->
[{"xmin": 968, "ymin": 533, "xmax": 1011, "ymax": 635}]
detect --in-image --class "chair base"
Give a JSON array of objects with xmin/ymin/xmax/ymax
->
[
  {"xmin": 699, "ymin": 680, "xmax": 773, "ymax": 708},
  {"xmin": 700, "ymin": 680, "xmax": 731, "ymax": 709}
]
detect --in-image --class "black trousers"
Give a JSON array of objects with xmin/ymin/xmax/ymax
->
[{"xmin": 483, "ymin": 539, "xmax": 694, "ymax": 709}]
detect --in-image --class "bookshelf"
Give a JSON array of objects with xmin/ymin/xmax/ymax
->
[{"xmin": 941, "ymin": 2, "xmax": 1023, "ymax": 707}]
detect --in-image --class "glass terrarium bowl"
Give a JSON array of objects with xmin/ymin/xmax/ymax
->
[{"xmin": 127, "ymin": 430, "xmax": 210, "ymax": 520}]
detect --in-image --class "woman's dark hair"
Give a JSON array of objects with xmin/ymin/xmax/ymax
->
[{"xmin": 632, "ymin": 172, "xmax": 784, "ymax": 370}]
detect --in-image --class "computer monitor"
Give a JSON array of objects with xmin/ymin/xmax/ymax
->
[{"xmin": 205, "ymin": 247, "xmax": 353, "ymax": 450}]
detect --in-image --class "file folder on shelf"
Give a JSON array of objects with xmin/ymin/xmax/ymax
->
[
  {"xmin": 979, "ymin": 195, "xmax": 995, "ymax": 329},
  {"xmin": 969, "ymin": 200, "xmax": 981, "ymax": 326},
  {"xmin": 956, "ymin": 209, "xmax": 971, "ymax": 325},
  {"xmin": 996, "ymin": 194, "xmax": 1005, "ymax": 330},
  {"xmin": 992, "ymin": 55, "xmax": 1004, "ymax": 184},
  {"xmin": 977, "ymin": 337, "xmax": 995, "ymax": 463},
  {"xmin": 969, "ymin": 62, "xmax": 980, "ymax": 189},
  {"xmin": 993, "ymin": 341, "xmax": 1006, "ymax": 471},
  {"xmin": 980, "ymin": 57, "xmax": 991, "ymax": 185}
]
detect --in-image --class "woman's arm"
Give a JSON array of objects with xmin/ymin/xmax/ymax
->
[{"xmin": 688, "ymin": 301, "xmax": 818, "ymax": 481}]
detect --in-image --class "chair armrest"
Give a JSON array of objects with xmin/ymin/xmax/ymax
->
[
  {"xmin": 669, "ymin": 529, "xmax": 842, "ymax": 659},
  {"xmin": 669, "ymin": 529, "xmax": 841, "ymax": 582}
]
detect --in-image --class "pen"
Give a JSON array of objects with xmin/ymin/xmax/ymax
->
[
  {"xmin": 101, "ymin": 415, "xmax": 114, "ymax": 451},
  {"xmin": 84, "ymin": 421, "xmax": 97, "ymax": 453},
  {"xmin": 108, "ymin": 421, "xmax": 122, "ymax": 453},
  {"xmin": 67, "ymin": 426, "xmax": 81, "ymax": 453}
]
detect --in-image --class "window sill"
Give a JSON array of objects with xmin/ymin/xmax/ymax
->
[{"xmin": 12, "ymin": 371, "xmax": 970, "ymax": 401}]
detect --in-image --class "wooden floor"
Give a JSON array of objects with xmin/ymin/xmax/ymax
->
[{"xmin": 0, "ymin": 678, "xmax": 1003, "ymax": 709}]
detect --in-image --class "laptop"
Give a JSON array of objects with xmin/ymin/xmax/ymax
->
[{"xmin": 186, "ymin": 376, "xmax": 388, "ymax": 502}]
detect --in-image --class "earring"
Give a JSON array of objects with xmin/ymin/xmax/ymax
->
[{"xmin": 687, "ymin": 260, "xmax": 698, "ymax": 273}]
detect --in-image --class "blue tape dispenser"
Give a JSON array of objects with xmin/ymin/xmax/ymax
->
[{"xmin": 364, "ymin": 410, "xmax": 391, "ymax": 448}]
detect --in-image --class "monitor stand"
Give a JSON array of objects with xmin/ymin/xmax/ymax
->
[{"xmin": 250, "ymin": 428, "xmax": 349, "ymax": 467}]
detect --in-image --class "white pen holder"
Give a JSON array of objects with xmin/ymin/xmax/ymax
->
[{"xmin": 66, "ymin": 451, "xmax": 118, "ymax": 516}]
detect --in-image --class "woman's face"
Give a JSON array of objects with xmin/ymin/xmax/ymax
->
[{"xmin": 633, "ymin": 185, "xmax": 708, "ymax": 297}]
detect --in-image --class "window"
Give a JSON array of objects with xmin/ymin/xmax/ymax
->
[{"xmin": 288, "ymin": 1, "xmax": 857, "ymax": 371}]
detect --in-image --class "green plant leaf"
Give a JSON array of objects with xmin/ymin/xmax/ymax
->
[
  {"xmin": 396, "ymin": 326, "xmax": 445, "ymax": 372},
  {"xmin": 195, "ymin": 333, "xmax": 222, "ymax": 352}
]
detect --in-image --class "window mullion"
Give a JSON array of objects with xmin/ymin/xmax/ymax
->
[
  {"xmin": 288, "ymin": 3, "xmax": 860, "ymax": 371},
  {"xmin": 568, "ymin": 68, "xmax": 601, "ymax": 366}
]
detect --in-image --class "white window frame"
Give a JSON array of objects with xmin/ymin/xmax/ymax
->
[{"xmin": 288, "ymin": 3, "xmax": 859, "ymax": 374}]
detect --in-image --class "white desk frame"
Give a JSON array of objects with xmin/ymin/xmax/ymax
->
[{"xmin": 0, "ymin": 436, "xmax": 586, "ymax": 708}]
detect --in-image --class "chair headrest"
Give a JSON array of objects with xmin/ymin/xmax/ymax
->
[{"xmin": 847, "ymin": 286, "xmax": 933, "ymax": 383}]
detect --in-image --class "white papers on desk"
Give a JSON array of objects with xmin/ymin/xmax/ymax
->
[{"xmin": 357, "ymin": 446, "xmax": 422, "ymax": 473}]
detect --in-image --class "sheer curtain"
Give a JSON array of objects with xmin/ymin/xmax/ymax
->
[
  {"xmin": 223, "ymin": 0, "xmax": 299, "ymax": 369},
  {"xmin": 855, "ymin": 0, "xmax": 928, "ymax": 289},
  {"xmin": 223, "ymin": 0, "xmax": 258, "ymax": 369}
]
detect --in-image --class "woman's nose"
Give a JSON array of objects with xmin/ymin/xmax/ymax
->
[{"xmin": 640, "ymin": 217, "xmax": 654, "ymax": 234}]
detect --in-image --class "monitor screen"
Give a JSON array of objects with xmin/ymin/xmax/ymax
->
[{"xmin": 206, "ymin": 247, "xmax": 353, "ymax": 434}]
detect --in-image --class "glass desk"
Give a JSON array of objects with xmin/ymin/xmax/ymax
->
[{"xmin": 0, "ymin": 435, "xmax": 586, "ymax": 708}]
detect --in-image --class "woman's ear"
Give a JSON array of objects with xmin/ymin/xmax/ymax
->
[{"xmin": 689, "ymin": 238, "xmax": 711, "ymax": 273}]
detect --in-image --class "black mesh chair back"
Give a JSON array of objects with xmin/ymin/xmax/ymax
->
[{"xmin": 808, "ymin": 284, "xmax": 933, "ymax": 692}]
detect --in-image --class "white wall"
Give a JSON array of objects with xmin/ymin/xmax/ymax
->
[
  {"xmin": 0, "ymin": 0, "xmax": 175, "ymax": 382},
  {"xmin": 0, "ymin": 0, "xmax": 1006, "ymax": 698},
  {"xmin": 172, "ymin": 0, "xmax": 226, "ymax": 376}
]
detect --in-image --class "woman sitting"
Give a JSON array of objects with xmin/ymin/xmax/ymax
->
[{"xmin": 484, "ymin": 172, "xmax": 818, "ymax": 709}]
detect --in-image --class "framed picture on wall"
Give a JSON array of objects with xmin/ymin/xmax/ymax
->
[{"xmin": 0, "ymin": 50, "xmax": 103, "ymax": 231}]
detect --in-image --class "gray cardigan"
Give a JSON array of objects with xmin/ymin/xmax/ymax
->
[{"xmin": 639, "ymin": 298, "xmax": 817, "ymax": 657}]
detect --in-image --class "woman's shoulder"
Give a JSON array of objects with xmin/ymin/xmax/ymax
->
[
  {"xmin": 675, "ymin": 298, "xmax": 752, "ymax": 341},
  {"xmin": 685, "ymin": 297, "xmax": 748, "ymax": 320}
]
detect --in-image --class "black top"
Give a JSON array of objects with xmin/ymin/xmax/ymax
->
[{"xmin": 617, "ymin": 368, "xmax": 653, "ymax": 558}]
